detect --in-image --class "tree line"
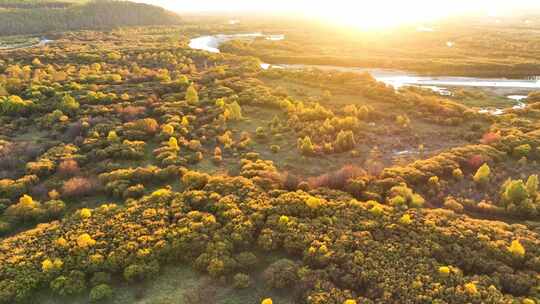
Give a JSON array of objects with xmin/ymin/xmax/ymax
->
[{"xmin": 0, "ymin": 0, "xmax": 181, "ymax": 36}]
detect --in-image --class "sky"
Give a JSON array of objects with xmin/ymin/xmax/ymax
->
[{"xmin": 134, "ymin": 0, "xmax": 540, "ymax": 28}]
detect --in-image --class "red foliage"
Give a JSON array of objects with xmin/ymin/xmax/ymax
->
[
  {"xmin": 481, "ymin": 132, "xmax": 501, "ymax": 145},
  {"xmin": 57, "ymin": 159, "xmax": 80, "ymax": 177},
  {"xmin": 62, "ymin": 177, "xmax": 97, "ymax": 198},
  {"xmin": 467, "ymin": 154, "xmax": 485, "ymax": 170},
  {"xmin": 281, "ymin": 172, "xmax": 300, "ymax": 191},
  {"xmin": 308, "ymin": 165, "xmax": 366, "ymax": 190},
  {"xmin": 117, "ymin": 106, "xmax": 146, "ymax": 121}
]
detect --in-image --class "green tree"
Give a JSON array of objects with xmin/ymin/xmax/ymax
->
[
  {"xmin": 298, "ymin": 136, "xmax": 315, "ymax": 156},
  {"xmin": 186, "ymin": 84, "xmax": 199, "ymax": 105},
  {"xmin": 57, "ymin": 94, "xmax": 79, "ymax": 114},
  {"xmin": 503, "ymin": 180, "xmax": 528, "ymax": 204},
  {"xmin": 526, "ymin": 175, "xmax": 538, "ymax": 197},
  {"xmin": 473, "ymin": 163, "xmax": 490, "ymax": 185}
]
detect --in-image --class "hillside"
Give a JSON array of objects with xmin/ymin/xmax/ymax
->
[
  {"xmin": 0, "ymin": 26, "xmax": 539, "ymax": 304},
  {"xmin": 0, "ymin": 0, "xmax": 180, "ymax": 36}
]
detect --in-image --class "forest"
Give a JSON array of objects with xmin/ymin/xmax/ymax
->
[
  {"xmin": 0, "ymin": 2, "xmax": 539, "ymax": 304},
  {"xmin": 0, "ymin": 0, "xmax": 180, "ymax": 36},
  {"xmin": 218, "ymin": 15, "xmax": 540, "ymax": 77}
]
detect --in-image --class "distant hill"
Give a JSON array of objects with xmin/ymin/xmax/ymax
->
[
  {"xmin": 0, "ymin": 0, "xmax": 88, "ymax": 9},
  {"xmin": 0, "ymin": 0, "xmax": 181, "ymax": 36}
]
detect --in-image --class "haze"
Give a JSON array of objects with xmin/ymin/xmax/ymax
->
[{"xmin": 136, "ymin": 0, "xmax": 540, "ymax": 28}]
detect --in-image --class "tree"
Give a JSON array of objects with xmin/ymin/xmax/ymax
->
[
  {"xmin": 57, "ymin": 94, "xmax": 79, "ymax": 114},
  {"xmin": 186, "ymin": 84, "xmax": 199, "ymax": 105},
  {"xmin": 473, "ymin": 163, "xmax": 490, "ymax": 185},
  {"xmin": 107, "ymin": 131, "xmax": 119, "ymax": 142},
  {"xmin": 89, "ymin": 284, "xmax": 113, "ymax": 303},
  {"xmin": 526, "ymin": 175, "xmax": 538, "ymax": 198},
  {"xmin": 508, "ymin": 240, "xmax": 525, "ymax": 257},
  {"xmin": 334, "ymin": 130, "xmax": 356, "ymax": 152},
  {"xmin": 298, "ymin": 136, "xmax": 315, "ymax": 156},
  {"xmin": 168, "ymin": 137, "xmax": 179, "ymax": 151},
  {"xmin": 503, "ymin": 180, "xmax": 528, "ymax": 204},
  {"xmin": 76, "ymin": 233, "xmax": 96, "ymax": 248},
  {"xmin": 224, "ymin": 101, "xmax": 242, "ymax": 121}
]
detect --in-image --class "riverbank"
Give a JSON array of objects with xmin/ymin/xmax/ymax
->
[{"xmin": 189, "ymin": 34, "xmax": 539, "ymax": 102}]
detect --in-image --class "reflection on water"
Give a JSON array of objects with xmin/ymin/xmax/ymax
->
[
  {"xmin": 188, "ymin": 33, "xmax": 284, "ymax": 54},
  {"xmin": 189, "ymin": 34, "xmax": 538, "ymax": 115}
]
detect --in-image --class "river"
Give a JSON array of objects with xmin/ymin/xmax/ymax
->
[
  {"xmin": 190, "ymin": 33, "xmax": 537, "ymax": 114},
  {"xmin": 0, "ymin": 38, "xmax": 53, "ymax": 50}
]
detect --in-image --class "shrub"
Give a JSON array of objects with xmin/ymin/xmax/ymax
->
[
  {"xmin": 186, "ymin": 84, "xmax": 199, "ymax": 105},
  {"xmin": 77, "ymin": 233, "xmax": 96, "ymax": 248},
  {"xmin": 513, "ymin": 144, "xmax": 532, "ymax": 158},
  {"xmin": 481, "ymin": 132, "xmax": 501, "ymax": 145},
  {"xmin": 236, "ymin": 252, "xmax": 258, "ymax": 269},
  {"xmin": 62, "ymin": 177, "xmax": 96, "ymax": 198},
  {"xmin": 508, "ymin": 240, "xmax": 525, "ymax": 258},
  {"xmin": 443, "ymin": 197, "xmax": 464, "ymax": 213},
  {"xmin": 452, "ymin": 168, "xmax": 464, "ymax": 180},
  {"xmin": 399, "ymin": 214, "xmax": 412, "ymax": 225},
  {"xmin": 162, "ymin": 124, "xmax": 174, "ymax": 136},
  {"xmin": 438, "ymin": 266, "xmax": 451, "ymax": 277},
  {"xmin": 233, "ymin": 273, "xmax": 251, "ymax": 289},
  {"xmin": 309, "ymin": 165, "xmax": 365, "ymax": 190},
  {"xmin": 263, "ymin": 259, "xmax": 298, "ymax": 289},
  {"xmin": 132, "ymin": 118, "xmax": 159, "ymax": 135},
  {"xmin": 473, "ymin": 163, "xmax": 490, "ymax": 185},
  {"xmin": 334, "ymin": 130, "xmax": 356, "ymax": 152},
  {"xmin": 90, "ymin": 272, "xmax": 112, "ymax": 287},
  {"xmin": 503, "ymin": 180, "xmax": 528, "ymax": 204},
  {"xmin": 464, "ymin": 282, "xmax": 478, "ymax": 295},
  {"xmin": 182, "ymin": 171, "xmax": 209, "ymax": 190},
  {"xmin": 123, "ymin": 261, "xmax": 159, "ymax": 283},
  {"xmin": 388, "ymin": 184, "xmax": 425, "ymax": 208},
  {"xmin": 123, "ymin": 264, "xmax": 145, "ymax": 283},
  {"xmin": 224, "ymin": 101, "xmax": 243, "ymax": 121},
  {"xmin": 298, "ymin": 136, "xmax": 314, "ymax": 156},
  {"xmin": 89, "ymin": 284, "xmax": 113, "ymax": 303},
  {"xmin": 57, "ymin": 159, "xmax": 80, "ymax": 177},
  {"xmin": 50, "ymin": 270, "xmax": 86, "ymax": 296},
  {"xmin": 57, "ymin": 94, "xmax": 79, "ymax": 114},
  {"xmin": 256, "ymin": 127, "xmax": 266, "ymax": 139},
  {"xmin": 79, "ymin": 208, "xmax": 92, "ymax": 219},
  {"xmin": 168, "ymin": 137, "xmax": 180, "ymax": 151},
  {"xmin": 4, "ymin": 194, "xmax": 43, "ymax": 221},
  {"xmin": 526, "ymin": 175, "xmax": 538, "ymax": 197}
]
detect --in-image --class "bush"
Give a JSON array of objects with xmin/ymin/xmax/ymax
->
[
  {"xmin": 182, "ymin": 171, "xmax": 209, "ymax": 190},
  {"xmin": 513, "ymin": 144, "xmax": 531, "ymax": 158},
  {"xmin": 4, "ymin": 194, "xmax": 43, "ymax": 221},
  {"xmin": 334, "ymin": 130, "xmax": 356, "ymax": 152},
  {"xmin": 62, "ymin": 177, "xmax": 97, "ymax": 198},
  {"xmin": 186, "ymin": 84, "xmax": 199, "ymax": 105},
  {"xmin": 473, "ymin": 163, "xmax": 490, "ymax": 185},
  {"xmin": 89, "ymin": 284, "xmax": 113, "ymax": 303},
  {"xmin": 50, "ymin": 270, "xmax": 86, "ymax": 296},
  {"xmin": 90, "ymin": 272, "xmax": 111, "ymax": 287},
  {"xmin": 263, "ymin": 259, "xmax": 298, "ymax": 289},
  {"xmin": 443, "ymin": 197, "xmax": 464, "ymax": 213},
  {"xmin": 298, "ymin": 136, "xmax": 314, "ymax": 156},
  {"xmin": 503, "ymin": 180, "xmax": 529, "ymax": 204},
  {"xmin": 57, "ymin": 159, "xmax": 80, "ymax": 177},
  {"xmin": 123, "ymin": 261, "xmax": 159, "ymax": 283},
  {"xmin": 123, "ymin": 264, "xmax": 145, "ymax": 283},
  {"xmin": 131, "ymin": 118, "xmax": 159, "ymax": 135},
  {"xmin": 233, "ymin": 273, "xmax": 251, "ymax": 289}
]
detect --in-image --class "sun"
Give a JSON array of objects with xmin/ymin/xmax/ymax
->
[{"xmin": 307, "ymin": 1, "xmax": 454, "ymax": 29}]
